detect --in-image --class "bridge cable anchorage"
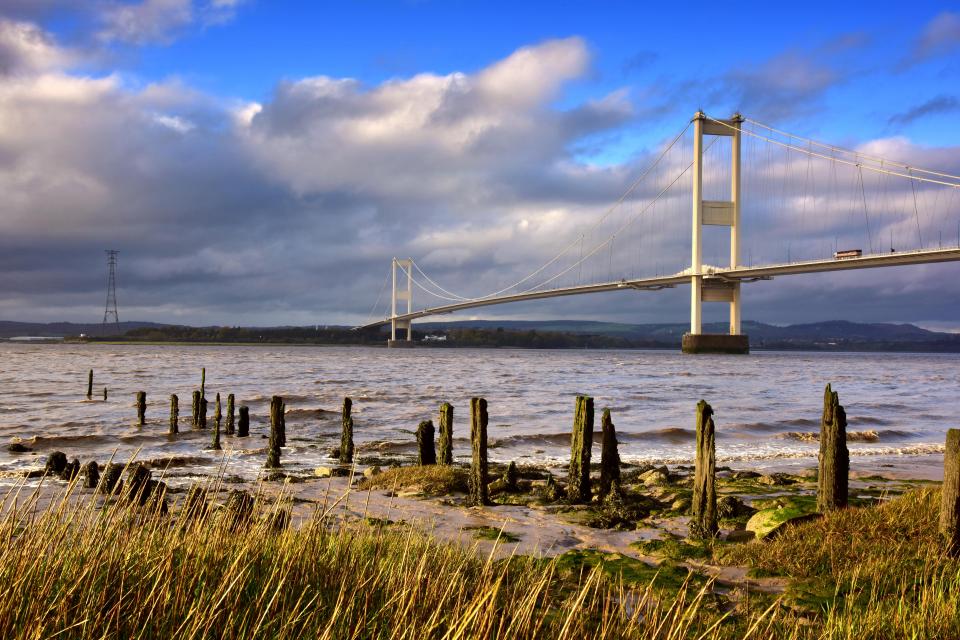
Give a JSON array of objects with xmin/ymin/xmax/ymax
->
[
  {"xmin": 742, "ymin": 117, "xmax": 960, "ymax": 182},
  {"xmin": 405, "ymin": 120, "xmax": 693, "ymax": 303},
  {"xmin": 704, "ymin": 116, "xmax": 960, "ymax": 189}
]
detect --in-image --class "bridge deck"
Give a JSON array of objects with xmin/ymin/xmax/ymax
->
[{"xmin": 357, "ymin": 247, "xmax": 960, "ymax": 329}]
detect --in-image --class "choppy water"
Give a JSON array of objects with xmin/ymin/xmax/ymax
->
[{"xmin": 0, "ymin": 343, "xmax": 955, "ymax": 485}]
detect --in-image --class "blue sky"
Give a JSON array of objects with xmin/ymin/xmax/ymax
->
[{"xmin": 0, "ymin": 1, "xmax": 959, "ymax": 328}]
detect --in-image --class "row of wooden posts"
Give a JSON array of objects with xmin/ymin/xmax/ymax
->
[{"xmin": 92, "ymin": 367, "xmax": 960, "ymax": 555}]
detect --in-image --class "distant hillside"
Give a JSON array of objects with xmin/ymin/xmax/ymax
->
[
  {"xmin": 0, "ymin": 321, "xmax": 168, "ymax": 339},
  {"xmin": 417, "ymin": 319, "xmax": 960, "ymax": 351}
]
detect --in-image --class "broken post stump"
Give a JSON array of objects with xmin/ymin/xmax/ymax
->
[
  {"xmin": 199, "ymin": 397, "xmax": 207, "ymax": 430},
  {"xmin": 169, "ymin": 394, "xmax": 179, "ymax": 435},
  {"xmin": 226, "ymin": 394, "xmax": 235, "ymax": 435},
  {"xmin": 817, "ymin": 384, "xmax": 849, "ymax": 512},
  {"xmin": 598, "ymin": 408, "xmax": 621, "ymax": 501},
  {"xmin": 417, "ymin": 419, "xmax": 436, "ymax": 465},
  {"xmin": 99, "ymin": 463, "xmax": 123, "ymax": 495},
  {"xmin": 339, "ymin": 397, "xmax": 353, "ymax": 464},
  {"xmin": 691, "ymin": 399, "xmax": 718, "ymax": 538},
  {"xmin": 504, "ymin": 461, "xmax": 518, "ymax": 492},
  {"xmin": 211, "ymin": 393, "xmax": 222, "ymax": 450},
  {"xmin": 87, "ymin": 369, "xmax": 93, "ymax": 399},
  {"xmin": 192, "ymin": 390, "xmax": 201, "ymax": 427},
  {"xmin": 438, "ymin": 402, "xmax": 453, "ymax": 465},
  {"xmin": 567, "ymin": 395, "xmax": 594, "ymax": 504},
  {"xmin": 103, "ymin": 387, "xmax": 108, "ymax": 401},
  {"xmin": 468, "ymin": 397, "xmax": 490, "ymax": 506},
  {"xmin": 238, "ymin": 406, "xmax": 249, "ymax": 437},
  {"xmin": 45, "ymin": 451, "xmax": 67, "ymax": 476},
  {"xmin": 82, "ymin": 461, "xmax": 99, "ymax": 489},
  {"xmin": 200, "ymin": 367, "xmax": 205, "ymax": 399},
  {"xmin": 266, "ymin": 396, "xmax": 282, "ymax": 468},
  {"xmin": 940, "ymin": 429, "xmax": 960, "ymax": 557},
  {"xmin": 136, "ymin": 391, "xmax": 146, "ymax": 426}
]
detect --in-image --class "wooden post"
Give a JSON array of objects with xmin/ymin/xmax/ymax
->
[
  {"xmin": 438, "ymin": 402, "xmax": 453, "ymax": 465},
  {"xmin": 82, "ymin": 461, "xmax": 99, "ymax": 489},
  {"xmin": 200, "ymin": 367, "xmax": 205, "ymax": 399},
  {"xmin": 339, "ymin": 397, "xmax": 354, "ymax": 464},
  {"xmin": 266, "ymin": 396, "xmax": 282, "ymax": 468},
  {"xmin": 598, "ymin": 408, "xmax": 621, "ymax": 501},
  {"xmin": 169, "ymin": 394, "xmax": 179, "ymax": 434},
  {"xmin": 567, "ymin": 395, "xmax": 594, "ymax": 504},
  {"xmin": 691, "ymin": 399, "xmax": 717, "ymax": 538},
  {"xmin": 136, "ymin": 391, "xmax": 146, "ymax": 426},
  {"xmin": 192, "ymin": 390, "xmax": 201, "ymax": 427},
  {"xmin": 199, "ymin": 397, "xmax": 207, "ymax": 429},
  {"xmin": 279, "ymin": 401, "xmax": 286, "ymax": 447},
  {"xmin": 215, "ymin": 393, "xmax": 222, "ymax": 431},
  {"xmin": 87, "ymin": 370, "xmax": 93, "ymax": 399},
  {"xmin": 103, "ymin": 387, "xmax": 108, "ymax": 401},
  {"xmin": 504, "ymin": 461, "xmax": 518, "ymax": 492},
  {"xmin": 941, "ymin": 429, "xmax": 960, "ymax": 557},
  {"xmin": 211, "ymin": 411, "xmax": 222, "ymax": 450},
  {"xmin": 237, "ymin": 406, "xmax": 249, "ymax": 437},
  {"xmin": 468, "ymin": 397, "xmax": 490, "ymax": 506},
  {"xmin": 417, "ymin": 420, "xmax": 436, "ymax": 465},
  {"xmin": 226, "ymin": 394, "xmax": 235, "ymax": 435},
  {"xmin": 817, "ymin": 384, "xmax": 849, "ymax": 512}
]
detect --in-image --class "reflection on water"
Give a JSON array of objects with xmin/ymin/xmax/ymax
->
[{"xmin": 0, "ymin": 343, "xmax": 955, "ymax": 485}]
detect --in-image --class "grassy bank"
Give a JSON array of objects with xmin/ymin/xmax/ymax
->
[{"xmin": 0, "ymin": 480, "xmax": 958, "ymax": 638}]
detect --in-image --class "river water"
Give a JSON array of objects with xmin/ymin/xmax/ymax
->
[{"xmin": 0, "ymin": 343, "xmax": 954, "ymax": 486}]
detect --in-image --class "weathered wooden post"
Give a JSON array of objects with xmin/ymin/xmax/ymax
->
[
  {"xmin": 192, "ymin": 390, "xmax": 201, "ymax": 427},
  {"xmin": 200, "ymin": 367, "xmax": 206, "ymax": 399},
  {"xmin": 103, "ymin": 387, "xmax": 108, "ymax": 401},
  {"xmin": 941, "ymin": 429, "xmax": 960, "ymax": 557},
  {"xmin": 215, "ymin": 393, "xmax": 222, "ymax": 430},
  {"xmin": 169, "ymin": 394, "xmax": 179, "ymax": 434},
  {"xmin": 266, "ymin": 395, "xmax": 282, "ymax": 468},
  {"xmin": 279, "ymin": 401, "xmax": 286, "ymax": 447},
  {"xmin": 691, "ymin": 399, "xmax": 717, "ymax": 538},
  {"xmin": 238, "ymin": 406, "xmax": 249, "ymax": 437},
  {"xmin": 211, "ymin": 412, "xmax": 222, "ymax": 450},
  {"xmin": 438, "ymin": 402, "xmax": 453, "ymax": 465},
  {"xmin": 87, "ymin": 370, "xmax": 93, "ymax": 399},
  {"xmin": 504, "ymin": 461, "xmax": 518, "ymax": 492},
  {"xmin": 339, "ymin": 397, "xmax": 354, "ymax": 464},
  {"xmin": 417, "ymin": 419, "xmax": 437, "ymax": 465},
  {"xmin": 598, "ymin": 408, "xmax": 621, "ymax": 501},
  {"xmin": 817, "ymin": 384, "xmax": 849, "ymax": 512},
  {"xmin": 226, "ymin": 394, "xmax": 235, "ymax": 435},
  {"xmin": 199, "ymin": 397, "xmax": 207, "ymax": 429},
  {"xmin": 567, "ymin": 395, "xmax": 594, "ymax": 504},
  {"xmin": 136, "ymin": 391, "xmax": 146, "ymax": 426},
  {"xmin": 468, "ymin": 397, "xmax": 490, "ymax": 506},
  {"xmin": 82, "ymin": 461, "xmax": 99, "ymax": 489}
]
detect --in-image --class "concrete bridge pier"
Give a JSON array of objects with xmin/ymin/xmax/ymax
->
[{"xmin": 682, "ymin": 111, "xmax": 749, "ymax": 354}]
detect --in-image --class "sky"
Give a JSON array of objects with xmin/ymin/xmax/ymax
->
[{"xmin": 1, "ymin": 0, "xmax": 959, "ymax": 329}]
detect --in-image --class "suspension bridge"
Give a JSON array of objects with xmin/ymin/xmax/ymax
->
[{"xmin": 358, "ymin": 112, "xmax": 960, "ymax": 353}]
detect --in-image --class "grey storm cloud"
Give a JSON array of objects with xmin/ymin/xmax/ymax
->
[
  {"xmin": 907, "ymin": 11, "xmax": 960, "ymax": 66},
  {"xmin": 889, "ymin": 95, "xmax": 960, "ymax": 126},
  {"xmin": 0, "ymin": 17, "xmax": 959, "ymax": 329}
]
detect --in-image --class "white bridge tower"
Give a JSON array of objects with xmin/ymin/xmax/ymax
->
[{"xmin": 389, "ymin": 257, "xmax": 414, "ymax": 347}]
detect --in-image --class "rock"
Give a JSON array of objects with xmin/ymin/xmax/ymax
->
[
  {"xmin": 314, "ymin": 465, "xmax": 350, "ymax": 478},
  {"xmin": 183, "ymin": 485, "xmax": 210, "ymax": 519},
  {"xmin": 329, "ymin": 446, "xmax": 341, "ymax": 459},
  {"xmin": 717, "ymin": 495, "xmax": 756, "ymax": 519},
  {"xmin": 7, "ymin": 443, "xmax": 30, "ymax": 453},
  {"xmin": 671, "ymin": 497, "xmax": 692, "ymax": 513},
  {"xmin": 540, "ymin": 474, "xmax": 565, "ymax": 502},
  {"xmin": 267, "ymin": 509, "xmax": 290, "ymax": 532},
  {"xmin": 746, "ymin": 500, "xmax": 821, "ymax": 539},
  {"xmin": 640, "ymin": 466, "xmax": 670, "ymax": 487},
  {"xmin": 731, "ymin": 470, "xmax": 761, "ymax": 480},
  {"xmin": 363, "ymin": 465, "xmax": 381, "ymax": 479},
  {"xmin": 757, "ymin": 473, "xmax": 797, "ymax": 486},
  {"xmin": 44, "ymin": 451, "xmax": 67, "ymax": 476},
  {"xmin": 725, "ymin": 529, "xmax": 756, "ymax": 543}
]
